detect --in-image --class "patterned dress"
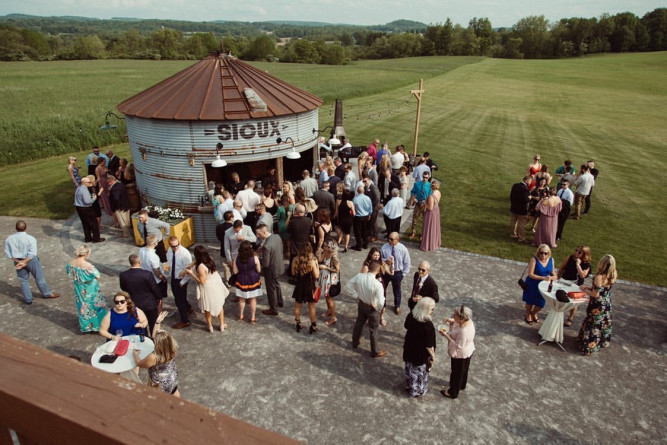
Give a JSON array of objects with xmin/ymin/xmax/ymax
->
[
  {"xmin": 149, "ymin": 357, "xmax": 179, "ymax": 394},
  {"xmin": 66, "ymin": 264, "xmax": 108, "ymax": 332},
  {"xmin": 578, "ymin": 284, "xmax": 613, "ymax": 355},
  {"xmin": 318, "ymin": 255, "xmax": 339, "ymax": 298}
]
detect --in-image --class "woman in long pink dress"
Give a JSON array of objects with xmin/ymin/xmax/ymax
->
[
  {"xmin": 420, "ymin": 180, "xmax": 442, "ymax": 251},
  {"xmin": 95, "ymin": 158, "xmax": 113, "ymax": 216},
  {"xmin": 532, "ymin": 188, "xmax": 562, "ymax": 248}
]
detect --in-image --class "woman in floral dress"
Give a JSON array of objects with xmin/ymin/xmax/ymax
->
[
  {"xmin": 578, "ymin": 254, "xmax": 617, "ymax": 356},
  {"xmin": 317, "ymin": 239, "xmax": 340, "ymax": 326},
  {"xmin": 66, "ymin": 245, "xmax": 108, "ymax": 332}
]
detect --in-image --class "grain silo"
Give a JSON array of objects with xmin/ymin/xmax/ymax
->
[{"xmin": 117, "ymin": 52, "xmax": 323, "ymax": 242}]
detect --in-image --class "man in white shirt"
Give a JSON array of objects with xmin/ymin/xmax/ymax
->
[
  {"xmin": 391, "ymin": 148, "xmax": 405, "ymax": 175},
  {"xmin": 343, "ymin": 163, "xmax": 357, "ymax": 191},
  {"xmin": 224, "ymin": 220, "xmax": 257, "ymax": 268},
  {"xmin": 138, "ymin": 234, "xmax": 167, "ymax": 301},
  {"xmin": 300, "ymin": 169, "xmax": 318, "ymax": 197},
  {"xmin": 572, "ymin": 164, "xmax": 595, "ymax": 219},
  {"xmin": 166, "ymin": 235, "xmax": 193, "ymax": 329},
  {"xmin": 346, "ymin": 260, "xmax": 386, "ymax": 358},
  {"xmin": 382, "ymin": 189, "xmax": 404, "ymax": 238},
  {"xmin": 380, "ymin": 232, "xmax": 411, "ymax": 314},
  {"xmin": 236, "ymin": 180, "xmax": 261, "ymax": 229}
]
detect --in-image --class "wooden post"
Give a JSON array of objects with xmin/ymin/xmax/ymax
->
[
  {"xmin": 411, "ymin": 78, "xmax": 424, "ymax": 157},
  {"xmin": 276, "ymin": 156, "xmax": 284, "ymax": 187}
]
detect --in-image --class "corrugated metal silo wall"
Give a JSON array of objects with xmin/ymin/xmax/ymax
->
[{"xmin": 126, "ymin": 110, "xmax": 318, "ymax": 242}]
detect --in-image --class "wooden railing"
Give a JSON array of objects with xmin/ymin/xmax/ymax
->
[{"xmin": 0, "ymin": 334, "xmax": 299, "ymax": 444}]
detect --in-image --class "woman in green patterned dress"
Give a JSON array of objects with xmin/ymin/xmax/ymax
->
[{"xmin": 66, "ymin": 245, "xmax": 108, "ymax": 332}]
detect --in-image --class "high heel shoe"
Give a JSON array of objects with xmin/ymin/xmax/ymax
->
[
  {"xmin": 296, "ymin": 320, "xmax": 302, "ymax": 332},
  {"xmin": 309, "ymin": 322, "xmax": 318, "ymax": 334}
]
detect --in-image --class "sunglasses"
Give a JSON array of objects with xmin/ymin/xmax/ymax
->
[
  {"xmin": 575, "ymin": 249, "xmax": 583, "ymax": 254},
  {"xmin": 389, "ymin": 237, "xmax": 397, "ymax": 241},
  {"xmin": 114, "ymin": 299, "xmax": 126, "ymax": 305},
  {"xmin": 418, "ymin": 268, "xmax": 427, "ymax": 272},
  {"xmin": 538, "ymin": 251, "xmax": 549, "ymax": 255}
]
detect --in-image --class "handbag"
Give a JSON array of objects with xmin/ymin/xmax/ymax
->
[
  {"xmin": 518, "ymin": 264, "xmax": 529, "ymax": 291},
  {"xmin": 113, "ymin": 339, "xmax": 130, "ymax": 356},
  {"xmin": 99, "ymin": 354, "xmax": 118, "ymax": 364},
  {"xmin": 567, "ymin": 291, "xmax": 586, "ymax": 299},
  {"xmin": 228, "ymin": 273, "xmax": 237, "ymax": 287},
  {"xmin": 555, "ymin": 289, "xmax": 570, "ymax": 302},
  {"xmin": 313, "ymin": 286, "xmax": 321, "ymax": 303},
  {"xmin": 329, "ymin": 281, "xmax": 341, "ymax": 297}
]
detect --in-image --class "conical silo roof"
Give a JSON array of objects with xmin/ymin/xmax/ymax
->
[{"xmin": 118, "ymin": 52, "xmax": 323, "ymax": 121}]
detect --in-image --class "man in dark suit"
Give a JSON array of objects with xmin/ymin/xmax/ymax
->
[
  {"xmin": 312, "ymin": 181, "xmax": 336, "ymax": 219},
  {"xmin": 107, "ymin": 174, "xmax": 132, "ymax": 238},
  {"xmin": 119, "ymin": 253, "xmax": 163, "ymax": 334},
  {"xmin": 257, "ymin": 224, "xmax": 285, "ymax": 315},
  {"xmin": 106, "ymin": 149, "xmax": 120, "ymax": 175},
  {"xmin": 408, "ymin": 261, "xmax": 440, "ymax": 311},
  {"xmin": 378, "ymin": 169, "xmax": 400, "ymax": 205},
  {"xmin": 334, "ymin": 156, "xmax": 346, "ymax": 180},
  {"xmin": 510, "ymin": 176, "xmax": 532, "ymax": 243}
]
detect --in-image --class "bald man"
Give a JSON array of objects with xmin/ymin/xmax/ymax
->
[{"xmin": 408, "ymin": 261, "xmax": 439, "ymax": 311}]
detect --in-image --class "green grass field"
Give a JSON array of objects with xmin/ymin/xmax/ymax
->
[{"xmin": 0, "ymin": 53, "xmax": 665, "ymax": 285}]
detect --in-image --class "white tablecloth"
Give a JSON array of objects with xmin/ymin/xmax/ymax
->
[
  {"xmin": 91, "ymin": 334, "xmax": 154, "ymax": 374},
  {"xmin": 538, "ymin": 280, "xmax": 588, "ymax": 344}
]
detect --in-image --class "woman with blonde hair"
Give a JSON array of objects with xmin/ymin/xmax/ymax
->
[
  {"xmin": 357, "ymin": 151, "xmax": 369, "ymax": 179},
  {"xmin": 67, "ymin": 156, "xmax": 82, "ymax": 188},
  {"xmin": 133, "ymin": 312, "xmax": 181, "ymax": 397},
  {"xmin": 578, "ymin": 254, "xmax": 617, "ymax": 356},
  {"xmin": 521, "ymin": 244, "xmax": 556, "ymax": 324},
  {"xmin": 66, "ymin": 245, "xmax": 108, "ymax": 332},
  {"xmin": 420, "ymin": 179, "xmax": 442, "ymax": 251},
  {"xmin": 282, "ymin": 181, "xmax": 296, "ymax": 205},
  {"xmin": 99, "ymin": 291, "xmax": 148, "ymax": 340},
  {"xmin": 317, "ymin": 239, "xmax": 340, "ymax": 326},
  {"xmin": 95, "ymin": 157, "xmax": 113, "ymax": 216},
  {"xmin": 291, "ymin": 244, "xmax": 320, "ymax": 334}
]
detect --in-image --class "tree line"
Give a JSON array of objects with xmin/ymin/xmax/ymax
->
[{"xmin": 0, "ymin": 9, "xmax": 665, "ymax": 63}]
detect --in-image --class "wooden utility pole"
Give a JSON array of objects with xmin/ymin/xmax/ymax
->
[{"xmin": 411, "ymin": 78, "xmax": 424, "ymax": 157}]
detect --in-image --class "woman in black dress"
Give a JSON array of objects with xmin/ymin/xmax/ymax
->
[
  {"xmin": 529, "ymin": 177, "xmax": 549, "ymax": 232},
  {"xmin": 557, "ymin": 245, "xmax": 592, "ymax": 326},
  {"xmin": 291, "ymin": 244, "xmax": 320, "ymax": 334},
  {"xmin": 336, "ymin": 189, "xmax": 355, "ymax": 253},
  {"xmin": 403, "ymin": 297, "xmax": 436, "ymax": 398}
]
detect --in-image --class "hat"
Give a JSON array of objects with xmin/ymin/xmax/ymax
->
[{"xmin": 304, "ymin": 198, "xmax": 318, "ymax": 214}]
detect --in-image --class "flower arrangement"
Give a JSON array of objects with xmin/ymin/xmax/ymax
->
[{"xmin": 142, "ymin": 205, "xmax": 185, "ymax": 223}]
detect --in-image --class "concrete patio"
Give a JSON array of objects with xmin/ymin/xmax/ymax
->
[{"xmin": 0, "ymin": 214, "xmax": 664, "ymax": 444}]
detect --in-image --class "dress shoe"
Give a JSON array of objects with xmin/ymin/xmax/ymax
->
[
  {"xmin": 371, "ymin": 350, "xmax": 387, "ymax": 358},
  {"xmin": 172, "ymin": 322, "xmax": 191, "ymax": 329},
  {"xmin": 278, "ymin": 300, "xmax": 284, "ymax": 308},
  {"xmin": 370, "ymin": 237, "xmax": 378, "ymax": 242},
  {"xmin": 188, "ymin": 307, "xmax": 194, "ymax": 315},
  {"xmin": 45, "ymin": 292, "xmax": 60, "ymax": 299},
  {"xmin": 92, "ymin": 238, "xmax": 106, "ymax": 243},
  {"xmin": 262, "ymin": 309, "xmax": 278, "ymax": 316},
  {"xmin": 351, "ymin": 246, "xmax": 362, "ymax": 251},
  {"xmin": 395, "ymin": 307, "xmax": 401, "ymax": 315}
]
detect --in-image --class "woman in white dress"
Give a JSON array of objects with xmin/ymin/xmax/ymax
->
[{"xmin": 186, "ymin": 245, "xmax": 229, "ymax": 332}]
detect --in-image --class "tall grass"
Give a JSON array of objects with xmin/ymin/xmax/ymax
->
[{"xmin": 0, "ymin": 53, "xmax": 665, "ymax": 284}]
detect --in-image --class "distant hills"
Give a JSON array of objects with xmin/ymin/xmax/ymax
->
[{"xmin": 0, "ymin": 14, "xmax": 428, "ymax": 35}]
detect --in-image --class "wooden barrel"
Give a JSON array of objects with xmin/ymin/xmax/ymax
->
[{"xmin": 126, "ymin": 182, "xmax": 142, "ymax": 213}]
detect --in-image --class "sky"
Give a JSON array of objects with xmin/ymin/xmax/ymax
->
[{"xmin": 0, "ymin": 0, "xmax": 664, "ymax": 28}]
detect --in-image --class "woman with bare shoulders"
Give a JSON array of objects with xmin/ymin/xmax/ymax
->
[
  {"xmin": 67, "ymin": 156, "xmax": 82, "ymax": 188},
  {"xmin": 578, "ymin": 254, "xmax": 617, "ymax": 356},
  {"xmin": 292, "ymin": 244, "xmax": 320, "ymax": 334}
]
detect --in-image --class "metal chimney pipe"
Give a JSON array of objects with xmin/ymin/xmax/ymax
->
[{"xmin": 332, "ymin": 99, "xmax": 346, "ymax": 140}]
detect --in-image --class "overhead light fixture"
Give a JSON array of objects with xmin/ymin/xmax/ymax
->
[
  {"xmin": 277, "ymin": 137, "xmax": 300, "ymax": 160},
  {"xmin": 328, "ymin": 136, "xmax": 341, "ymax": 145},
  {"xmin": 100, "ymin": 111, "xmax": 125, "ymax": 131},
  {"xmin": 212, "ymin": 143, "xmax": 227, "ymax": 167}
]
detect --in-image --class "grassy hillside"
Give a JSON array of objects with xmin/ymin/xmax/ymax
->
[{"xmin": 0, "ymin": 53, "xmax": 665, "ymax": 285}]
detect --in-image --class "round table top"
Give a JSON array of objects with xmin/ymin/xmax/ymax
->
[
  {"xmin": 538, "ymin": 279, "xmax": 588, "ymax": 304},
  {"xmin": 91, "ymin": 334, "xmax": 154, "ymax": 374}
]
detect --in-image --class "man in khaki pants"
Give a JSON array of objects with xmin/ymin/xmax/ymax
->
[{"xmin": 107, "ymin": 174, "xmax": 131, "ymax": 238}]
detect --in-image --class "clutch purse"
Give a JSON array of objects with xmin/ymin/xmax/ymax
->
[
  {"xmin": 555, "ymin": 290, "xmax": 570, "ymax": 303},
  {"xmin": 113, "ymin": 339, "xmax": 130, "ymax": 356},
  {"xmin": 99, "ymin": 354, "xmax": 118, "ymax": 364},
  {"xmin": 567, "ymin": 291, "xmax": 586, "ymax": 299}
]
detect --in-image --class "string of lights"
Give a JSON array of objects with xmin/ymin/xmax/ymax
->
[{"xmin": 322, "ymin": 96, "xmax": 416, "ymax": 122}]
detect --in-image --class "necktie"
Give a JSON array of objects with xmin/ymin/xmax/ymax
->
[
  {"xmin": 143, "ymin": 224, "xmax": 148, "ymax": 247},
  {"xmin": 391, "ymin": 246, "xmax": 397, "ymax": 271},
  {"xmin": 171, "ymin": 250, "xmax": 176, "ymax": 281}
]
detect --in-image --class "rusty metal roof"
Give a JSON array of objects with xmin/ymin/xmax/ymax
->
[{"xmin": 117, "ymin": 53, "xmax": 322, "ymax": 121}]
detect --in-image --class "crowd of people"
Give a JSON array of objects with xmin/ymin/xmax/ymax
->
[
  {"xmin": 511, "ymin": 155, "xmax": 615, "ymax": 356},
  {"xmin": 4, "ymin": 143, "xmax": 618, "ymax": 402}
]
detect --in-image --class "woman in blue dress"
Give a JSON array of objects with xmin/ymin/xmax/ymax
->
[
  {"xmin": 522, "ymin": 244, "xmax": 556, "ymax": 325},
  {"xmin": 99, "ymin": 291, "xmax": 149, "ymax": 341},
  {"xmin": 578, "ymin": 254, "xmax": 617, "ymax": 356},
  {"xmin": 66, "ymin": 245, "xmax": 108, "ymax": 332}
]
